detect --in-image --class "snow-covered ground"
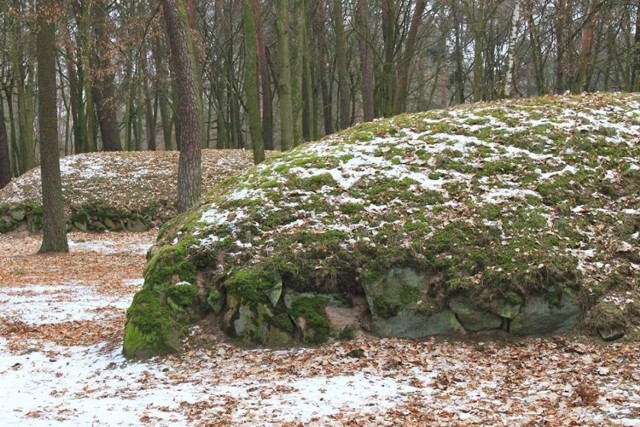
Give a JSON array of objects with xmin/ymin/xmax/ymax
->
[{"xmin": 1, "ymin": 232, "xmax": 640, "ymax": 426}]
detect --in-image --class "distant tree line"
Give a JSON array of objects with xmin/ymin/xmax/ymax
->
[{"xmin": 1, "ymin": 0, "xmax": 639, "ymax": 188}]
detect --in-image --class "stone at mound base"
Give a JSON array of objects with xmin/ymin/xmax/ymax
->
[
  {"xmin": 510, "ymin": 295, "xmax": 579, "ymax": 335},
  {"xmin": 449, "ymin": 297, "xmax": 504, "ymax": 332},
  {"xmin": 364, "ymin": 267, "xmax": 465, "ymax": 337}
]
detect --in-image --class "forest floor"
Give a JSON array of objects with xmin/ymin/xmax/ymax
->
[{"xmin": 0, "ymin": 230, "xmax": 639, "ymax": 426}]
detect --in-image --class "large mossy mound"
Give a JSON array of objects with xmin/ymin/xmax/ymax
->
[
  {"xmin": 0, "ymin": 150, "xmax": 260, "ymax": 233},
  {"xmin": 125, "ymin": 93, "xmax": 640, "ymax": 359}
]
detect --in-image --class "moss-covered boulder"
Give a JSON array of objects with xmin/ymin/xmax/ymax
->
[
  {"xmin": 124, "ymin": 93, "xmax": 640, "ymax": 358},
  {"xmin": 0, "ymin": 150, "xmax": 262, "ymax": 233}
]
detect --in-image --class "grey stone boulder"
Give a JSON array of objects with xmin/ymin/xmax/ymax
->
[
  {"xmin": 364, "ymin": 267, "xmax": 465, "ymax": 337},
  {"xmin": 448, "ymin": 297, "xmax": 503, "ymax": 332},
  {"xmin": 510, "ymin": 294, "xmax": 579, "ymax": 335}
]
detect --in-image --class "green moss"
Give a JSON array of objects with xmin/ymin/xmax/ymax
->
[
  {"xmin": 399, "ymin": 286, "xmax": 421, "ymax": 305},
  {"xmin": 339, "ymin": 203, "xmax": 365, "ymax": 214},
  {"xmin": 123, "ymin": 288, "xmax": 182, "ymax": 359},
  {"xmin": 336, "ymin": 325, "xmax": 356, "ymax": 341},
  {"xmin": 166, "ymin": 283, "xmax": 199, "ymax": 309},
  {"xmin": 290, "ymin": 296, "xmax": 330, "ymax": 344},
  {"xmin": 479, "ymin": 160, "xmax": 518, "ymax": 176},
  {"xmin": 207, "ymin": 289, "xmax": 224, "ymax": 314},
  {"xmin": 504, "ymin": 291, "xmax": 523, "ymax": 306},
  {"xmin": 144, "ymin": 237, "xmax": 197, "ymax": 289},
  {"xmin": 288, "ymin": 173, "xmax": 337, "ymax": 191},
  {"xmin": 226, "ymin": 268, "xmax": 281, "ymax": 305},
  {"xmin": 373, "ymin": 296, "xmax": 399, "ymax": 319},
  {"xmin": 272, "ymin": 312, "xmax": 296, "ymax": 333}
]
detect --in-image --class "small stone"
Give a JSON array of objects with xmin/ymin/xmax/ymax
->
[
  {"xmin": 598, "ymin": 328, "xmax": 624, "ymax": 341},
  {"xmin": 9, "ymin": 209, "xmax": 26, "ymax": 221},
  {"xmin": 125, "ymin": 218, "xmax": 147, "ymax": 232},
  {"xmin": 73, "ymin": 221, "xmax": 88, "ymax": 232},
  {"xmin": 346, "ymin": 349, "xmax": 365, "ymax": 358}
]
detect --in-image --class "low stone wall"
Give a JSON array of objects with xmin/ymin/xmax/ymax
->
[{"xmin": 0, "ymin": 203, "xmax": 157, "ymax": 234}]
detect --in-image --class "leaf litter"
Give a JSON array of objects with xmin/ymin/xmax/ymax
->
[{"xmin": 0, "ymin": 230, "xmax": 639, "ymax": 426}]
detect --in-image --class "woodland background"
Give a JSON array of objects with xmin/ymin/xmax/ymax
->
[{"xmin": 0, "ymin": 0, "xmax": 638, "ymax": 186}]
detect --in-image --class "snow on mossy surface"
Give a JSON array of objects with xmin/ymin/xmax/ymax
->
[
  {"xmin": 0, "ymin": 149, "xmax": 261, "ymax": 233},
  {"xmin": 130, "ymin": 93, "xmax": 640, "ymax": 357}
]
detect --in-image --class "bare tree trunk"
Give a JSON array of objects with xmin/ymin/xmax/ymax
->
[
  {"xmin": 574, "ymin": 0, "xmax": 600, "ymax": 92},
  {"xmin": 92, "ymin": 0, "xmax": 121, "ymax": 151},
  {"xmin": 471, "ymin": 0, "xmax": 485, "ymax": 102},
  {"xmin": 452, "ymin": 3, "xmax": 465, "ymax": 104},
  {"xmin": 243, "ymin": 0, "xmax": 265, "ymax": 164},
  {"xmin": 524, "ymin": 0, "xmax": 546, "ymax": 94},
  {"xmin": 556, "ymin": 0, "xmax": 569, "ymax": 93},
  {"xmin": 334, "ymin": 0, "xmax": 350, "ymax": 129},
  {"xmin": 0, "ymin": 98, "xmax": 10, "ymax": 188},
  {"xmin": 164, "ymin": 0, "xmax": 203, "ymax": 212},
  {"xmin": 253, "ymin": 0, "xmax": 273, "ymax": 150},
  {"xmin": 381, "ymin": 0, "xmax": 396, "ymax": 116},
  {"xmin": 393, "ymin": 0, "xmax": 427, "ymax": 115},
  {"xmin": 504, "ymin": 0, "xmax": 521, "ymax": 98},
  {"xmin": 276, "ymin": 0, "xmax": 295, "ymax": 150},
  {"xmin": 633, "ymin": 1, "xmax": 640, "ymax": 91},
  {"xmin": 153, "ymin": 37, "xmax": 174, "ymax": 149},
  {"xmin": 142, "ymin": 51, "xmax": 157, "ymax": 151},
  {"xmin": 37, "ymin": 0, "xmax": 68, "ymax": 252},
  {"xmin": 356, "ymin": 0, "xmax": 374, "ymax": 121}
]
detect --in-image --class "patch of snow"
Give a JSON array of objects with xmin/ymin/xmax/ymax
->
[
  {"xmin": 483, "ymin": 188, "xmax": 540, "ymax": 203},
  {"xmin": 250, "ymin": 372, "xmax": 427, "ymax": 423},
  {"xmin": 0, "ymin": 341, "xmax": 191, "ymax": 427},
  {"xmin": 0, "ymin": 283, "xmax": 131, "ymax": 324}
]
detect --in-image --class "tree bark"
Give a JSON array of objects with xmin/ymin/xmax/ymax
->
[
  {"xmin": 276, "ymin": 0, "xmax": 295, "ymax": 150},
  {"xmin": 381, "ymin": 0, "xmax": 396, "ymax": 116},
  {"xmin": 334, "ymin": 0, "xmax": 350, "ymax": 129},
  {"xmin": 153, "ymin": 37, "xmax": 174, "ymax": 149},
  {"xmin": 555, "ymin": 0, "xmax": 569, "ymax": 93},
  {"xmin": 471, "ymin": 0, "xmax": 486, "ymax": 102},
  {"xmin": 91, "ymin": 0, "xmax": 121, "ymax": 151},
  {"xmin": 0, "ymin": 98, "xmax": 10, "ymax": 188},
  {"xmin": 356, "ymin": 0, "xmax": 374, "ymax": 121},
  {"xmin": 574, "ymin": 0, "xmax": 600, "ymax": 92},
  {"xmin": 524, "ymin": 0, "xmax": 546, "ymax": 94},
  {"xmin": 164, "ymin": 0, "xmax": 203, "ymax": 212},
  {"xmin": 504, "ymin": 0, "xmax": 521, "ymax": 98},
  {"xmin": 393, "ymin": 0, "xmax": 428, "ymax": 115},
  {"xmin": 37, "ymin": 0, "xmax": 68, "ymax": 253},
  {"xmin": 314, "ymin": 1, "xmax": 334, "ymax": 135},
  {"xmin": 243, "ymin": 0, "xmax": 265, "ymax": 164},
  {"xmin": 253, "ymin": 0, "xmax": 273, "ymax": 150}
]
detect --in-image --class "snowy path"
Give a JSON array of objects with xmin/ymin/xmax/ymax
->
[{"xmin": 0, "ymin": 231, "xmax": 639, "ymax": 426}]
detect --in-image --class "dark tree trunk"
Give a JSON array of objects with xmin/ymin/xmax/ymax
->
[
  {"xmin": 253, "ymin": 0, "xmax": 273, "ymax": 150},
  {"xmin": 393, "ymin": 0, "xmax": 427, "ymax": 115},
  {"xmin": 0, "ymin": 98, "xmax": 10, "ymax": 188},
  {"xmin": 634, "ymin": 1, "xmax": 640, "ymax": 91},
  {"xmin": 334, "ymin": 0, "xmax": 350, "ymax": 129},
  {"xmin": 356, "ymin": 0, "xmax": 374, "ymax": 121},
  {"xmin": 243, "ymin": 0, "xmax": 265, "ymax": 164},
  {"xmin": 276, "ymin": 0, "xmax": 295, "ymax": 150},
  {"xmin": 153, "ymin": 37, "xmax": 174, "ymax": 150},
  {"xmin": 164, "ymin": 0, "xmax": 204, "ymax": 212},
  {"xmin": 92, "ymin": 0, "xmax": 121, "ymax": 151},
  {"xmin": 37, "ymin": 0, "xmax": 68, "ymax": 253}
]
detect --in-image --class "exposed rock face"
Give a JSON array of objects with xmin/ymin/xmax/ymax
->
[
  {"xmin": 510, "ymin": 295, "xmax": 580, "ymax": 335},
  {"xmin": 123, "ymin": 93, "xmax": 640, "ymax": 358}
]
